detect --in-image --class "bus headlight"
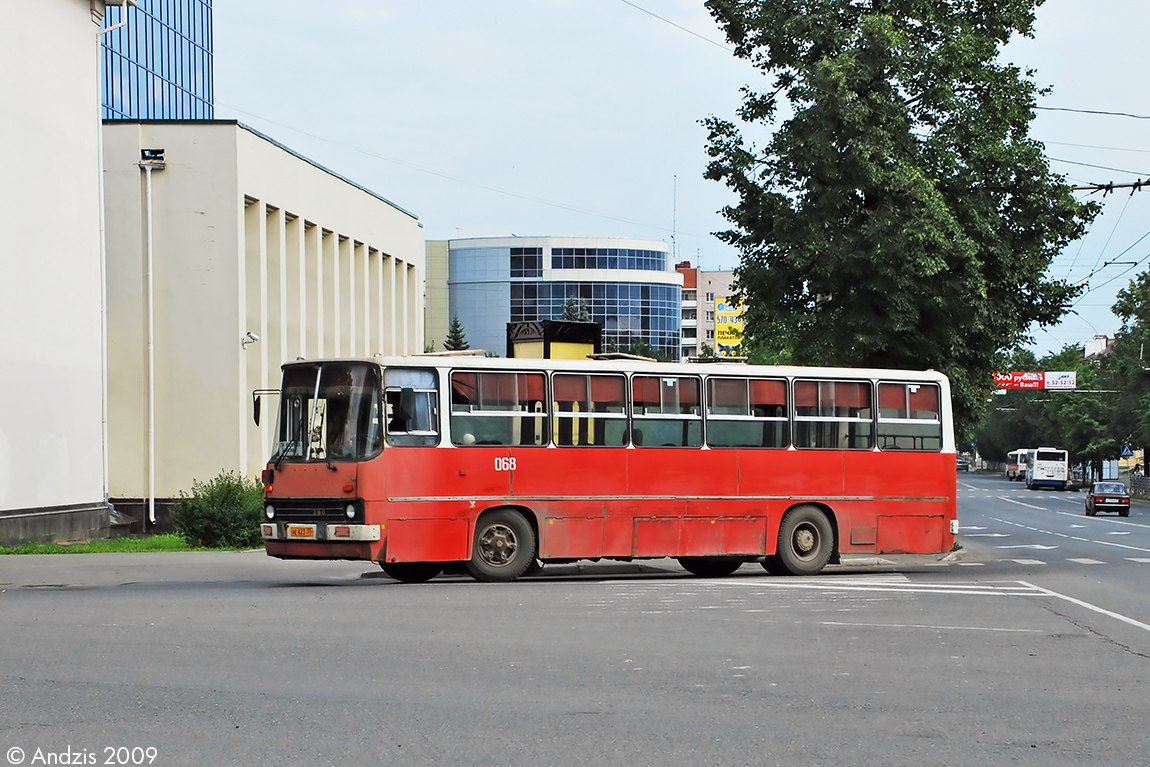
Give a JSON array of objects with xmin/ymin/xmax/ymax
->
[
  {"xmin": 345, "ymin": 504, "xmax": 357, "ymax": 519},
  {"xmin": 265, "ymin": 504, "xmax": 276, "ymax": 520}
]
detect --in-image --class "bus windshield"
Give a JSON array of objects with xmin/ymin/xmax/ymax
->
[{"xmin": 272, "ymin": 362, "xmax": 382, "ymax": 464}]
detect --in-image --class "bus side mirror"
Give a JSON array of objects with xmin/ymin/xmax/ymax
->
[{"xmin": 251, "ymin": 389, "xmax": 279, "ymax": 426}]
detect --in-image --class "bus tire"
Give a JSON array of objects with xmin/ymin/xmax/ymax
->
[
  {"xmin": 379, "ymin": 561, "xmax": 443, "ymax": 583},
  {"xmin": 775, "ymin": 505, "xmax": 834, "ymax": 576},
  {"xmin": 467, "ymin": 508, "xmax": 536, "ymax": 582},
  {"xmin": 677, "ymin": 557, "xmax": 743, "ymax": 577}
]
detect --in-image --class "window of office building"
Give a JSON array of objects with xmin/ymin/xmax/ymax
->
[
  {"xmin": 510, "ymin": 247, "xmax": 543, "ymax": 278},
  {"xmin": 101, "ymin": 0, "xmax": 214, "ymax": 120},
  {"xmin": 510, "ymin": 281, "xmax": 681, "ymax": 359},
  {"xmin": 550, "ymin": 248, "xmax": 667, "ymax": 272}
]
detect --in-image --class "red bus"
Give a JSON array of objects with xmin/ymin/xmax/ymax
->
[{"xmin": 258, "ymin": 355, "xmax": 957, "ymax": 582}]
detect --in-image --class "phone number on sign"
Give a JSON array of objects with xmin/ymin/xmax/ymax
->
[{"xmin": 6, "ymin": 747, "xmax": 158, "ymax": 765}]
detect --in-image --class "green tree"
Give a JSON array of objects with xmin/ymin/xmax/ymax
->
[
  {"xmin": 444, "ymin": 314, "xmax": 469, "ymax": 351},
  {"xmin": 562, "ymin": 298, "xmax": 592, "ymax": 322},
  {"xmin": 702, "ymin": 0, "xmax": 1098, "ymax": 434}
]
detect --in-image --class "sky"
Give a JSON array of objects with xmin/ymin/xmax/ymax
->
[{"xmin": 212, "ymin": 0, "xmax": 1150, "ymax": 360}]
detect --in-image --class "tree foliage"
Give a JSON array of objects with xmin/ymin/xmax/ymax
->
[
  {"xmin": 702, "ymin": 0, "xmax": 1098, "ymax": 434},
  {"xmin": 444, "ymin": 314, "xmax": 469, "ymax": 351},
  {"xmin": 562, "ymin": 298, "xmax": 592, "ymax": 322}
]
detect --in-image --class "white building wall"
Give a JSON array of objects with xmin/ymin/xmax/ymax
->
[
  {"xmin": 0, "ymin": 1, "xmax": 108, "ymax": 517},
  {"xmin": 103, "ymin": 121, "xmax": 423, "ymax": 507}
]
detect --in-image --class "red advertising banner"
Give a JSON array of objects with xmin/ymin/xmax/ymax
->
[{"xmin": 993, "ymin": 372, "xmax": 1044, "ymax": 389}]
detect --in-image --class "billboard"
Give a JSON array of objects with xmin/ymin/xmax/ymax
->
[
  {"xmin": 992, "ymin": 371, "xmax": 1077, "ymax": 390},
  {"xmin": 714, "ymin": 297, "xmax": 745, "ymax": 357}
]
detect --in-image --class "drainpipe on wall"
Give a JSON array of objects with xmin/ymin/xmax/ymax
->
[{"xmin": 139, "ymin": 148, "xmax": 165, "ymax": 525}]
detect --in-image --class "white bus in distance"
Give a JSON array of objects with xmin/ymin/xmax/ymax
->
[
  {"xmin": 1005, "ymin": 448, "xmax": 1027, "ymax": 481},
  {"xmin": 1026, "ymin": 447, "xmax": 1069, "ymax": 491}
]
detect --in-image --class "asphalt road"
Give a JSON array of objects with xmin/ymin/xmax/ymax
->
[{"xmin": 2, "ymin": 482, "xmax": 1149, "ymax": 766}]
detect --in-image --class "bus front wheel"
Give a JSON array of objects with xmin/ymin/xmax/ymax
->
[
  {"xmin": 379, "ymin": 561, "xmax": 443, "ymax": 583},
  {"xmin": 775, "ymin": 505, "xmax": 834, "ymax": 576},
  {"xmin": 467, "ymin": 509, "xmax": 537, "ymax": 583},
  {"xmin": 678, "ymin": 557, "xmax": 743, "ymax": 577}
]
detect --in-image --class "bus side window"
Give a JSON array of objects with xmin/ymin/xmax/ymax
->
[
  {"xmin": 876, "ymin": 382, "xmax": 941, "ymax": 451},
  {"xmin": 383, "ymin": 368, "xmax": 440, "ymax": 447},
  {"xmin": 793, "ymin": 379, "xmax": 873, "ymax": 450},
  {"xmin": 553, "ymin": 373, "xmax": 627, "ymax": 447},
  {"xmin": 450, "ymin": 371, "xmax": 548, "ymax": 446},
  {"xmin": 706, "ymin": 377, "xmax": 788, "ymax": 448},
  {"xmin": 631, "ymin": 375, "xmax": 702, "ymax": 447}
]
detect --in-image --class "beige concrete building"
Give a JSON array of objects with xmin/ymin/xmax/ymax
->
[
  {"xmin": 676, "ymin": 262, "xmax": 736, "ymax": 360},
  {"xmin": 102, "ymin": 121, "xmax": 423, "ymax": 524},
  {"xmin": 0, "ymin": 1, "xmax": 127, "ymax": 545},
  {"xmin": 424, "ymin": 240, "xmax": 450, "ymax": 352}
]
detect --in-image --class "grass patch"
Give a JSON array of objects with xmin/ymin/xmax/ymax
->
[{"xmin": 0, "ymin": 534, "xmax": 260, "ymax": 555}]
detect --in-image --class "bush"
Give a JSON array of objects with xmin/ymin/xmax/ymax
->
[{"xmin": 171, "ymin": 472, "xmax": 264, "ymax": 549}]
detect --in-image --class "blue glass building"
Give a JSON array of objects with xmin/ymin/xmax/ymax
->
[
  {"xmin": 101, "ymin": 0, "xmax": 214, "ymax": 119},
  {"xmin": 441, "ymin": 237, "xmax": 682, "ymax": 359}
]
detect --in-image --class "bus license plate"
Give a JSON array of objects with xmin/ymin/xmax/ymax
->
[{"xmin": 288, "ymin": 525, "xmax": 316, "ymax": 539}]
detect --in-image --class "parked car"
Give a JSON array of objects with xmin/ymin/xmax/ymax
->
[
  {"xmin": 1084, "ymin": 482, "xmax": 1130, "ymax": 517},
  {"xmin": 956, "ymin": 456, "xmax": 970, "ymax": 472}
]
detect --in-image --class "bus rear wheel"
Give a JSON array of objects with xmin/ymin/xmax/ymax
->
[
  {"xmin": 775, "ymin": 505, "xmax": 834, "ymax": 576},
  {"xmin": 677, "ymin": 557, "xmax": 743, "ymax": 577},
  {"xmin": 379, "ymin": 561, "xmax": 443, "ymax": 583},
  {"xmin": 467, "ymin": 509, "xmax": 536, "ymax": 583}
]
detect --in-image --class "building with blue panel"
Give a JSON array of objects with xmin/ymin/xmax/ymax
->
[
  {"xmin": 428, "ymin": 237, "xmax": 682, "ymax": 360},
  {"xmin": 101, "ymin": 0, "xmax": 213, "ymax": 119}
]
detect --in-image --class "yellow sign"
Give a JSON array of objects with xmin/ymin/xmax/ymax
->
[{"xmin": 714, "ymin": 297, "xmax": 744, "ymax": 357}]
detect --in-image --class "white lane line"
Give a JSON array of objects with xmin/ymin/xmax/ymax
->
[
  {"xmin": 1106, "ymin": 531, "xmax": 1132, "ymax": 536},
  {"xmin": 721, "ymin": 580, "xmax": 1033, "ymax": 596},
  {"xmin": 1021, "ymin": 580, "xmax": 1150, "ymax": 633},
  {"xmin": 1056, "ymin": 511, "xmax": 1150, "ymax": 529},
  {"xmin": 999, "ymin": 497, "xmax": 1048, "ymax": 510},
  {"xmin": 957, "ymin": 562, "xmax": 985, "ymax": 566},
  {"xmin": 1010, "ymin": 559, "xmax": 1046, "ymax": 565},
  {"xmin": 996, "ymin": 544, "xmax": 1059, "ymax": 550},
  {"xmin": 1068, "ymin": 558, "xmax": 1106, "ymax": 565},
  {"xmin": 1092, "ymin": 540, "xmax": 1150, "ymax": 554},
  {"xmin": 965, "ymin": 533, "xmax": 1010, "ymax": 537},
  {"xmin": 1127, "ymin": 558, "xmax": 1150, "ymax": 563},
  {"xmin": 818, "ymin": 621, "xmax": 1042, "ymax": 633}
]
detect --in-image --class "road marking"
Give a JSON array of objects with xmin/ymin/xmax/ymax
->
[
  {"xmin": 960, "ymin": 526, "xmax": 989, "ymax": 531},
  {"xmin": 1105, "ymin": 531, "xmax": 1132, "ymax": 536},
  {"xmin": 818, "ymin": 621, "xmax": 1042, "ymax": 633},
  {"xmin": 1068, "ymin": 558, "xmax": 1106, "ymax": 565},
  {"xmin": 1009, "ymin": 559, "xmax": 1046, "ymax": 565},
  {"xmin": 965, "ymin": 533, "xmax": 1010, "ymax": 537},
  {"xmin": 1127, "ymin": 558, "xmax": 1150, "ymax": 563},
  {"xmin": 1021, "ymin": 580, "xmax": 1150, "ymax": 633},
  {"xmin": 957, "ymin": 562, "xmax": 985, "ymax": 566},
  {"xmin": 999, "ymin": 497, "xmax": 1047, "ymax": 510},
  {"xmin": 1056, "ymin": 511, "xmax": 1150, "ymax": 529},
  {"xmin": 1093, "ymin": 540, "xmax": 1150, "ymax": 554},
  {"xmin": 996, "ymin": 544, "xmax": 1059, "ymax": 550},
  {"xmin": 719, "ymin": 579, "xmax": 1035, "ymax": 596}
]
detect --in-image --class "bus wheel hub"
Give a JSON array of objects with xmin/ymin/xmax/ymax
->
[
  {"xmin": 479, "ymin": 524, "xmax": 517, "ymax": 564},
  {"xmin": 795, "ymin": 529, "xmax": 815, "ymax": 553}
]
